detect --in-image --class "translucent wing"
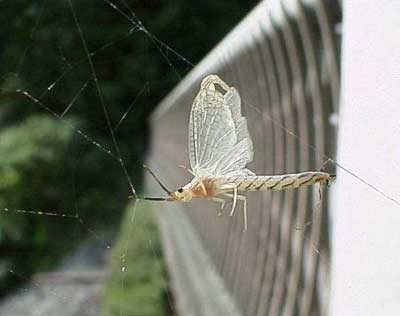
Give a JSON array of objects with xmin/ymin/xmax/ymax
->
[{"xmin": 188, "ymin": 75, "xmax": 254, "ymax": 177}]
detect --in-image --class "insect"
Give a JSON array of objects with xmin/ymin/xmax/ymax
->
[{"xmin": 143, "ymin": 74, "xmax": 334, "ymax": 231}]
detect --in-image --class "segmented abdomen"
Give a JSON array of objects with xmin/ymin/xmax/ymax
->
[{"xmin": 218, "ymin": 171, "xmax": 332, "ymax": 192}]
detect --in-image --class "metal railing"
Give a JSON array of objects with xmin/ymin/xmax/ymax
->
[{"xmin": 147, "ymin": 1, "xmax": 341, "ymax": 315}]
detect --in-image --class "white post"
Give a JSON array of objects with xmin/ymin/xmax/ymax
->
[{"xmin": 330, "ymin": 2, "xmax": 400, "ymax": 315}]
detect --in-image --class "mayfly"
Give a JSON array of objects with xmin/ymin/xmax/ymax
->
[{"xmin": 143, "ymin": 75, "xmax": 334, "ymax": 231}]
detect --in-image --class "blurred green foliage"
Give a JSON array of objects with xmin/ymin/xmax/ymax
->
[
  {"xmin": 102, "ymin": 203, "xmax": 168, "ymax": 316},
  {"xmin": 0, "ymin": 0, "xmax": 254, "ymax": 302},
  {"xmin": 0, "ymin": 116, "xmax": 77, "ymax": 286}
]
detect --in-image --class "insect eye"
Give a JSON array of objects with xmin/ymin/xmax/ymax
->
[{"xmin": 178, "ymin": 188, "xmax": 183, "ymax": 193}]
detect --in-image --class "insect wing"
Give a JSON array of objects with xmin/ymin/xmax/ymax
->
[{"xmin": 188, "ymin": 75, "xmax": 254, "ymax": 177}]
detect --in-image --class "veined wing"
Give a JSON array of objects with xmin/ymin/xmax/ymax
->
[{"xmin": 188, "ymin": 75, "xmax": 254, "ymax": 177}]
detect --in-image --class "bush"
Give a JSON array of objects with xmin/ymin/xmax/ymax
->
[{"xmin": 0, "ymin": 115, "xmax": 76, "ymax": 292}]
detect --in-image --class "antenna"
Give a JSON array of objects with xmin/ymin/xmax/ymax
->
[
  {"xmin": 141, "ymin": 197, "xmax": 167, "ymax": 201},
  {"xmin": 143, "ymin": 164, "xmax": 171, "ymax": 194},
  {"xmin": 128, "ymin": 194, "xmax": 167, "ymax": 201}
]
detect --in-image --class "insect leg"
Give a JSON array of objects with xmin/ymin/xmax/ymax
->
[
  {"xmin": 243, "ymin": 197, "xmax": 247, "ymax": 232},
  {"xmin": 210, "ymin": 197, "xmax": 226, "ymax": 216},
  {"xmin": 230, "ymin": 185, "xmax": 238, "ymax": 217},
  {"xmin": 219, "ymin": 182, "xmax": 240, "ymax": 215},
  {"xmin": 295, "ymin": 182, "xmax": 324, "ymax": 231},
  {"xmin": 313, "ymin": 182, "xmax": 323, "ymax": 220},
  {"xmin": 222, "ymin": 193, "xmax": 247, "ymax": 232},
  {"xmin": 199, "ymin": 181, "xmax": 207, "ymax": 196}
]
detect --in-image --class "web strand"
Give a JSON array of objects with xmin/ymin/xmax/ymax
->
[
  {"xmin": 1, "ymin": 207, "xmax": 78, "ymax": 219},
  {"xmin": 4, "ymin": 0, "xmax": 397, "ymax": 257},
  {"xmin": 243, "ymin": 99, "xmax": 400, "ymax": 208},
  {"xmin": 16, "ymin": 2, "xmax": 46, "ymax": 76},
  {"xmin": 113, "ymin": 82, "xmax": 148, "ymax": 132},
  {"xmin": 60, "ymin": 77, "xmax": 92, "ymax": 118},
  {"xmin": 35, "ymin": 29, "xmax": 135, "ymax": 101},
  {"xmin": 104, "ymin": 0, "xmax": 194, "ymax": 72},
  {"xmin": 1, "ymin": 3, "xmax": 193, "ymax": 315},
  {"xmin": 2, "ymin": 2, "xmax": 399, "ymax": 315},
  {"xmin": 68, "ymin": 0, "xmax": 137, "ymax": 199},
  {"xmin": 15, "ymin": 89, "xmax": 119, "ymax": 161}
]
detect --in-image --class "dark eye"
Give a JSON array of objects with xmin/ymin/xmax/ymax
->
[{"xmin": 178, "ymin": 188, "xmax": 183, "ymax": 193}]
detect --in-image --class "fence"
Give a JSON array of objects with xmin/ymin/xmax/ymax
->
[{"xmin": 147, "ymin": 1, "xmax": 341, "ymax": 315}]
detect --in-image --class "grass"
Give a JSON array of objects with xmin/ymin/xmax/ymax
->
[{"xmin": 102, "ymin": 201, "xmax": 170, "ymax": 316}]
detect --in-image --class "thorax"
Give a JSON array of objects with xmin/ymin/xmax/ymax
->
[{"xmin": 185, "ymin": 177, "xmax": 219, "ymax": 198}]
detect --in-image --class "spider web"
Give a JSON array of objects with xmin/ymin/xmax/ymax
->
[
  {"xmin": 0, "ymin": 1, "xmax": 198, "ymax": 314},
  {"xmin": 0, "ymin": 1, "xmax": 399, "ymax": 316}
]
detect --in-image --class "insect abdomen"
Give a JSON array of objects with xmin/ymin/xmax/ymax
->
[{"xmin": 233, "ymin": 172, "xmax": 332, "ymax": 191}]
